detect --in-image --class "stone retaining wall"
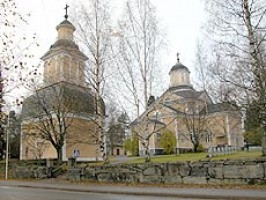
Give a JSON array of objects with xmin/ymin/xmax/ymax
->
[
  {"xmin": 13, "ymin": 165, "xmax": 49, "ymax": 179},
  {"xmin": 0, "ymin": 163, "xmax": 5, "ymax": 179},
  {"xmin": 3, "ymin": 159, "xmax": 61, "ymax": 179},
  {"xmin": 8, "ymin": 158, "xmax": 266, "ymax": 185},
  {"xmin": 68, "ymin": 158, "xmax": 266, "ymax": 185}
]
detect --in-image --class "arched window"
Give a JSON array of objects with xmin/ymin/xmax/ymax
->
[
  {"xmin": 206, "ymin": 131, "xmax": 213, "ymax": 143},
  {"xmin": 183, "ymin": 72, "xmax": 186, "ymax": 83},
  {"xmin": 76, "ymin": 62, "xmax": 80, "ymax": 82}
]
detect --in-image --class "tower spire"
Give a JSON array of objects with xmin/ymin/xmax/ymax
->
[{"xmin": 64, "ymin": 4, "xmax": 69, "ymax": 20}]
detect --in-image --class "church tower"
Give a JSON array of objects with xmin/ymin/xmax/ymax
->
[
  {"xmin": 21, "ymin": 6, "xmax": 105, "ymax": 161},
  {"xmin": 41, "ymin": 12, "xmax": 88, "ymax": 86},
  {"xmin": 169, "ymin": 53, "xmax": 192, "ymax": 89}
]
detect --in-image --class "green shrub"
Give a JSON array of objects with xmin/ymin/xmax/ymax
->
[
  {"xmin": 197, "ymin": 144, "xmax": 205, "ymax": 152},
  {"xmin": 161, "ymin": 130, "xmax": 177, "ymax": 155},
  {"xmin": 123, "ymin": 136, "xmax": 139, "ymax": 156}
]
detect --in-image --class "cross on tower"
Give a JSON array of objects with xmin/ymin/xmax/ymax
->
[
  {"xmin": 64, "ymin": 4, "xmax": 69, "ymax": 20},
  {"xmin": 176, "ymin": 52, "xmax": 180, "ymax": 63}
]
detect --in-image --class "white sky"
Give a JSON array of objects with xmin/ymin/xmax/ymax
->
[
  {"xmin": 13, "ymin": 0, "xmax": 205, "ymax": 116},
  {"xmin": 16, "ymin": 0, "xmax": 205, "ymax": 81}
]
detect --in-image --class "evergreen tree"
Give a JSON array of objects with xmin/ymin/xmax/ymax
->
[
  {"xmin": 108, "ymin": 113, "xmax": 129, "ymax": 155},
  {"xmin": 245, "ymin": 101, "xmax": 263, "ymax": 146}
]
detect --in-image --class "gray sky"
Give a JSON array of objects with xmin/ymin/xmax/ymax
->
[
  {"xmin": 16, "ymin": 0, "xmax": 205, "ymax": 80},
  {"xmin": 13, "ymin": 0, "xmax": 205, "ymax": 116}
]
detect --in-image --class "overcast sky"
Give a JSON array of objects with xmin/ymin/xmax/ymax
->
[
  {"xmin": 12, "ymin": 0, "xmax": 205, "ymax": 115},
  {"xmin": 16, "ymin": 0, "xmax": 205, "ymax": 78}
]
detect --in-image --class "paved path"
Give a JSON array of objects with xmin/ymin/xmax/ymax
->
[
  {"xmin": 110, "ymin": 155, "xmax": 135, "ymax": 164},
  {"xmin": 0, "ymin": 180, "xmax": 266, "ymax": 199}
]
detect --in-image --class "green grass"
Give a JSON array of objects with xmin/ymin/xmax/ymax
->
[
  {"xmin": 0, "ymin": 151, "xmax": 262, "ymax": 167},
  {"xmin": 123, "ymin": 150, "xmax": 262, "ymax": 164}
]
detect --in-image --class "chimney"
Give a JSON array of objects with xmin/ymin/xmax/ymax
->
[{"xmin": 148, "ymin": 95, "xmax": 155, "ymax": 107}]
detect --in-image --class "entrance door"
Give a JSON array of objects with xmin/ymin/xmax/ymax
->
[{"xmin": 116, "ymin": 148, "xmax": 120, "ymax": 155}]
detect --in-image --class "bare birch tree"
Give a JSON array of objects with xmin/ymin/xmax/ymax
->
[
  {"xmin": 109, "ymin": 1, "xmax": 166, "ymax": 160},
  {"xmin": 114, "ymin": 0, "xmax": 165, "ymax": 118},
  {"xmin": 182, "ymin": 101, "xmax": 208, "ymax": 152},
  {"xmin": 0, "ymin": 0, "xmax": 39, "ymax": 159},
  {"xmin": 71, "ymin": 0, "xmax": 113, "ymax": 162},
  {"xmin": 203, "ymin": 0, "xmax": 266, "ymax": 154},
  {"xmin": 22, "ymin": 83, "xmax": 83, "ymax": 162},
  {"xmin": 72, "ymin": 0, "xmax": 112, "ymax": 96},
  {"xmin": 163, "ymin": 98, "xmax": 208, "ymax": 153}
]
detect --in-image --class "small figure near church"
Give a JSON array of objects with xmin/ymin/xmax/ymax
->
[{"xmin": 73, "ymin": 149, "xmax": 80, "ymax": 158}]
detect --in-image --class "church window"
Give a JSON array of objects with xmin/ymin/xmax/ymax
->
[
  {"xmin": 153, "ymin": 110, "xmax": 160, "ymax": 118},
  {"xmin": 59, "ymin": 59, "xmax": 63, "ymax": 76},
  {"xmin": 182, "ymin": 72, "xmax": 186, "ymax": 83},
  {"xmin": 164, "ymin": 97, "xmax": 171, "ymax": 105},
  {"xmin": 185, "ymin": 103, "xmax": 189, "ymax": 112},
  {"xmin": 55, "ymin": 60, "xmax": 59, "ymax": 76},
  {"xmin": 79, "ymin": 64, "xmax": 84, "ymax": 82},
  {"xmin": 36, "ymin": 141, "xmax": 44, "ymax": 159},
  {"xmin": 195, "ymin": 104, "xmax": 199, "ymax": 113},
  {"xmin": 181, "ymin": 132, "xmax": 186, "ymax": 143},
  {"xmin": 25, "ymin": 146, "xmax": 29, "ymax": 159},
  {"xmin": 156, "ymin": 132, "xmax": 162, "ymax": 140},
  {"xmin": 206, "ymin": 131, "xmax": 213, "ymax": 143},
  {"xmin": 68, "ymin": 62, "xmax": 72, "ymax": 80},
  {"xmin": 76, "ymin": 63, "xmax": 80, "ymax": 82}
]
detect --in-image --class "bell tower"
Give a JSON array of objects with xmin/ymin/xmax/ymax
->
[
  {"xmin": 40, "ymin": 5, "xmax": 88, "ymax": 87},
  {"xmin": 21, "ymin": 5, "xmax": 105, "ymax": 162}
]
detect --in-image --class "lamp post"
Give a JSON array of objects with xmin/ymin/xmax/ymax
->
[
  {"xmin": 5, "ymin": 112, "xmax": 10, "ymax": 180},
  {"xmin": 5, "ymin": 111, "xmax": 14, "ymax": 180}
]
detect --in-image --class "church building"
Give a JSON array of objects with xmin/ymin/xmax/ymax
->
[
  {"xmin": 131, "ymin": 54, "xmax": 244, "ymax": 155},
  {"xmin": 20, "ymin": 11, "xmax": 104, "ymax": 161}
]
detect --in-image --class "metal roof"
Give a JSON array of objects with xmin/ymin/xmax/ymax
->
[
  {"xmin": 22, "ymin": 82, "xmax": 105, "ymax": 119},
  {"xmin": 170, "ymin": 62, "xmax": 190, "ymax": 73}
]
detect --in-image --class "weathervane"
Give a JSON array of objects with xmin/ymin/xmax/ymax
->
[{"xmin": 64, "ymin": 4, "xmax": 69, "ymax": 20}]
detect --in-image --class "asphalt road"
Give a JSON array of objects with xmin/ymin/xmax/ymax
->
[
  {"xmin": 1, "ymin": 180, "xmax": 266, "ymax": 200},
  {"xmin": 0, "ymin": 186, "xmax": 208, "ymax": 200}
]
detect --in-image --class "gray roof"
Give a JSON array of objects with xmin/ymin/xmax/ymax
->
[
  {"xmin": 174, "ymin": 89, "xmax": 204, "ymax": 99},
  {"xmin": 169, "ymin": 85, "xmax": 194, "ymax": 91},
  {"xmin": 56, "ymin": 20, "xmax": 75, "ymax": 31},
  {"xmin": 130, "ymin": 88, "xmax": 205, "ymax": 126},
  {"xmin": 51, "ymin": 39, "xmax": 79, "ymax": 49},
  {"xmin": 41, "ymin": 39, "xmax": 88, "ymax": 60},
  {"xmin": 201, "ymin": 103, "xmax": 238, "ymax": 114},
  {"xmin": 22, "ymin": 82, "xmax": 105, "ymax": 119},
  {"xmin": 131, "ymin": 118, "xmax": 165, "ymax": 126},
  {"xmin": 161, "ymin": 104, "xmax": 185, "ymax": 115},
  {"xmin": 170, "ymin": 62, "xmax": 190, "ymax": 73},
  {"xmin": 149, "ymin": 119, "xmax": 165, "ymax": 126}
]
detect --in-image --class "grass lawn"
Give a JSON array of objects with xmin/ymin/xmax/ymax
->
[
  {"xmin": 123, "ymin": 150, "xmax": 262, "ymax": 164},
  {"xmin": 0, "ymin": 151, "xmax": 262, "ymax": 167}
]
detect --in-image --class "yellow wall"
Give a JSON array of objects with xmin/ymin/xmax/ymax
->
[
  {"xmin": 132, "ymin": 90, "xmax": 244, "ymax": 152},
  {"xmin": 21, "ymin": 117, "xmax": 102, "ymax": 160}
]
